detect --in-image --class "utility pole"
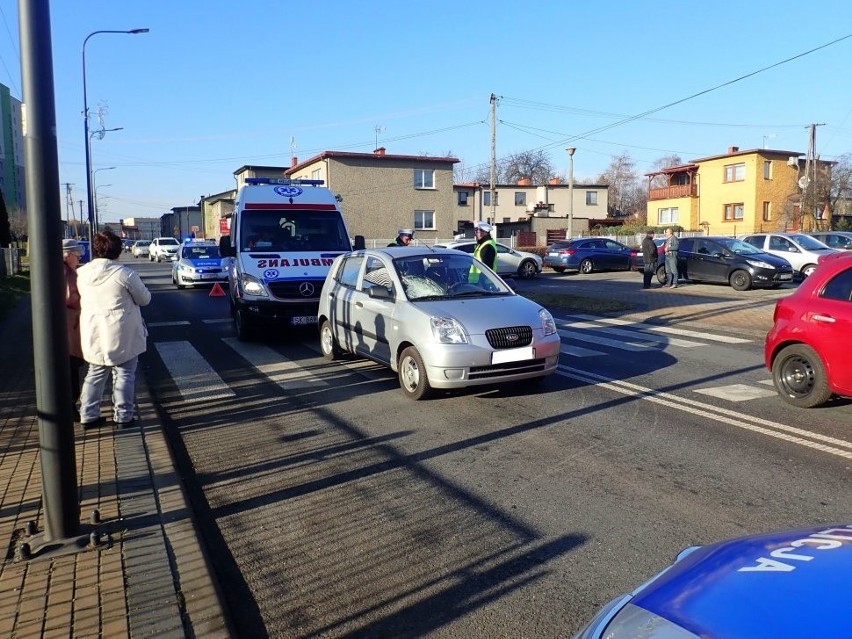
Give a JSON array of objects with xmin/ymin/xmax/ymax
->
[
  {"xmin": 800, "ymin": 123, "xmax": 825, "ymax": 231},
  {"xmin": 64, "ymin": 182, "xmax": 75, "ymax": 236},
  {"xmin": 489, "ymin": 93, "xmax": 497, "ymax": 223}
]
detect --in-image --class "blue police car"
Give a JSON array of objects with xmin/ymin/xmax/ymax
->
[
  {"xmin": 574, "ymin": 524, "xmax": 852, "ymax": 638},
  {"xmin": 171, "ymin": 240, "xmax": 228, "ymax": 289}
]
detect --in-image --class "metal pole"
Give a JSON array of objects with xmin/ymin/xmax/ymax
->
[
  {"xmin": 19, "ymin": 0, "xmax": 79, "ymax": 540},
  {"xmin": 489, "ymin": 93, "xmax": 497, "ymax": 223},
  {"xmin": 82, "ymin": 29, "xmax": 148, "ymax": 244},
  {"xmin": 566, "ymin": 147, "xmax": 576, "ymax": 239}
]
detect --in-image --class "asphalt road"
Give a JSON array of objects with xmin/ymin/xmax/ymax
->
[{"xmin": 129, "ymin": 257, "xmax": 852, "ymax": 638}]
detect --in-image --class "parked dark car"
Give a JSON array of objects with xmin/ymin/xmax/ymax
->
[
  {"xmin": 808, "ymin": 231, "xmax": 852, "ymax": 250},
  {"xmin": 657, "ymin": 236, "xmax": 794, "ymax": 291},
  {"xmin": 629, "ymin": 237, "xmax": 665, "ymax": 271},
  {"xmin": 544, "ymin": 238, "xmax": 638, "ymax": 274}
]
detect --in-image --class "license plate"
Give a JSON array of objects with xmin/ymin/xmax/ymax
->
[
  {"xmin": 291, "ymin": 316, "xmax": 317, "ymax": 326},
  {"xmin": 779, "ymin": 274, "xmax": 792, "ymax": 281},
  {"xmin": 548, "ymin": 252, "xmax": 559, "ymax": 257},
  {"xmin": 492, "ymin": 346, "xmax": 534, "ymax": 365}
]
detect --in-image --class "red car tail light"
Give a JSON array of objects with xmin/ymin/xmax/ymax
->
[{"xmin": 560, "ymin": 249, "xmax": 576, "ymax": 256}]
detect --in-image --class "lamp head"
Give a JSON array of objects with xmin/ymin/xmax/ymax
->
[
  {"xmin": 566, "ymin": 147, "xmax": 576, "ymax": 157},
  {"xmin": 129, "ymin": 28, "xmax": 150, "ymax": 34}
]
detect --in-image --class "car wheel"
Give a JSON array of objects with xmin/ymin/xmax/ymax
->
[
  {"xmin": 551, "ymin": 266, "xmax": 566, "ymax": 273},
  {"xmin": 655, "ymin": 265, "xmax": 667, "ymax": 285},
  {"xmin": 729, "ymin": 269, "xmax": 752, "ymax": 291},
  {"xmin": 319, "ymin": 320, "xmax": 342, "ymax": 361},
  {"xmin": 517, "ymin": 260, "xmax": 537, "ymax": 279},
  {"xmin": 579, "ymin": 259, "xmax": 594, "ymax": 274},
  {"xmin": 398, "ymin": 346, "xmax": 432, "ymax": 400},
  {"xmin": 772, "ymin": 344, "xmax": 832, "ymax": 408},
  {"xmin": 234, "ymin": 308, "xmax": 254, "ymax": 342},
  {"xmin": 801, "ymin": 263, "xmax": 817, "ymax": 278}
]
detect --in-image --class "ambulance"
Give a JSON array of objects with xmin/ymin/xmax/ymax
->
[{"xmin": 219, "ymin": 178, "xmax": 363, "ymax": 340}]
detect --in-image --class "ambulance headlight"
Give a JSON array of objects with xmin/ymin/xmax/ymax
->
[{"xmin": 240, "ymin": 273, "xmax": 268, "ymax": 297}]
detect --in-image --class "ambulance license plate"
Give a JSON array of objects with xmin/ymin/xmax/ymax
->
[{"xmin": 291, "ymin": 316, "xmax": 317, "ymax": 326}]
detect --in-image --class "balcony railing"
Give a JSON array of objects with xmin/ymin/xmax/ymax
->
[{"xmin": 649, "ymin": 184, "xmax": 697, "ymax": 200}]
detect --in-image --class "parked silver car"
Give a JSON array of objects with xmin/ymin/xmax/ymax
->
[
  {"xmin": 740, "ymin": 232, "xmax": 837, "ymax": 277},
  {"xmin": 808, "ymin": 230, "xmax": 852, "ymax": 250},
  {"xmin": 435, "ymin": 240, "xmax": 542, "ymax": 279},
  {"xmin": 131, "ymin": 240, "xmax": 150, "ymax": 258},
  {"xmin": 318, "ymin": 247, "xmax": 561, "ymax": 399}
]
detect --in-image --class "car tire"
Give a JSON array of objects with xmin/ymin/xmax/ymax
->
[
  {"xmin": 234, "ymin": 308, "xmax": 254, "ymax": 342},
  {"xmin": 801, "ymin": 263, "xmax": 817, "ymax": 278},
  {"xmin": 398, "ymin": 346, "xmax": 432, "ymax": 400},
  {"xmin": 551, "ymin": 266, "xmax": 566, "ymax": 273},
  {"xmin": 655, "ymin": 265, "xmax": 667, "ymax": 285},
  {"xmin": 729, "ymin": 269, "xmax": 752, "ymax": 291},
  {"xmin": 579, "ymin": 259, "xmax": 594, "ymax": 274},
  {"xmin": 319, "ymin": 320, "xmax": 342, "ymax": 361},
  {"xmin": 517, "ymin": 260, "xmax": 537, "ymax": 279},
  {"xmin": 772, "ymin": 343, "xmax": 832, "ymax": 408}
]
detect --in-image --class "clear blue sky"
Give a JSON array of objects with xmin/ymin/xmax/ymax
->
[{"xmin": 1, "ymin": 0, "xmax": 851, "ymax": 223}]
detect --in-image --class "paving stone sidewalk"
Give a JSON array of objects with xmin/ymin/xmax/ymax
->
[{"xmin": 0, "ymin": 300, "xmax": 230, "ymax": 638}]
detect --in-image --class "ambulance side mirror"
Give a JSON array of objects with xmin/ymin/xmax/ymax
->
[
  {"xmin": 219, "ymin": 236, "xmax": 235, "ymax": 258},
  {"xmin": 353, "ymin": 235, "xmax": 365, "ymax": 250}
]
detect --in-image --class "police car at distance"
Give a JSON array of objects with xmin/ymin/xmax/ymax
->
[
  {"xmin": 318, "ymin": 247, "xmax": 560, "ymax": 399},
  {"xmin": 171, "ymin": 240, "xmax": 228, "ymax": 289},
  {"xmin": 435, "ymin": 240, "xmax": 542, "ymax": 279},
  {"xmin": 574, "ymin": 524, "xmax": 852, "ymax": 638}
]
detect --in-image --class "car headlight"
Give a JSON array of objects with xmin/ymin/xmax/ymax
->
[
  {"xmin": 178, "ymin": 263, "xmax": 193, "ymax": 272},
  {"xmin": 745, "ymin": 259, "xmax": 775, "ymax": 270},
  {"xmin": 539, "ymin": 308, "xmax": 556, "ymax": 336},
  {"xmin": 430, "ymin": 317, "xmax": 468, "ymax": 344},
  {"xmin": 240, "ymin": 272, "xmax": 268, "ymax": 297}
]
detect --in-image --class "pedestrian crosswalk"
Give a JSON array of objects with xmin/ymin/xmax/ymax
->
[{"xmin": 148, "ymin": 315, "xmax": 772, "ymax": 405}]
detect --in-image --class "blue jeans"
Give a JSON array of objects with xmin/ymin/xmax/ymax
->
[
  {"xmin": 79, "ymin": 356, "xmax": 138, "ymax": 423},
  {"xmin": 665, "ymin": 254, "xmax": 678, "ymax": 286}
]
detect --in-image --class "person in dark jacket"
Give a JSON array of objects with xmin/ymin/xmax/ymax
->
[
  {"xmin": 388, "ymin": 229, "xmax": 414, "ymax": 247},
  {"xmin": 641, "ymin": 230, "xmax": 658, "ymax": 289}
]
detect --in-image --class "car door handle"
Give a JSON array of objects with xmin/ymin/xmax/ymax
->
[
  {"xmin": 355, "ymin": 301, "xmax": 364, "ymax": 308},
  {"xmin": 811, "ymin": 314, "xmax": 835, "ymax": 324}
]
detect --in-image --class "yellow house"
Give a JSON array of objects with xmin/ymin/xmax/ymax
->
[{"xmin": 646, "ymin": 146, "xmax": 818, "ymax": 235}]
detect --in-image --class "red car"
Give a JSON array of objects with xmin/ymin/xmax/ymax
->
[{"xmin": 765, "ymin": 251, "xmax": 852, "ymax": 407}]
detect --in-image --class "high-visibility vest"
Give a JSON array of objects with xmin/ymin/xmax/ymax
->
[{"xmin": 469, "ymin": 238, "xmax": 497, "ymax": 283}]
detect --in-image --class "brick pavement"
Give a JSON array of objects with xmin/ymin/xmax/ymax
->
[{"xmin": 0, "ymin": 300, "xmax": 229, "ymax": 638}]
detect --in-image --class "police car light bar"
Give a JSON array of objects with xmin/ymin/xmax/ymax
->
[{"xmin": 244, "ymin": 177, "xmax": 325, "ymax": 186}]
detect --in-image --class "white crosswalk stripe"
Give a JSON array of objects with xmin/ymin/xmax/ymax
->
[
  {"xmin": 154, "ymin": 341, "xmax": 235, "ymax": 401},
  {"xmin": 559, "ymin": 321, "xmax": 705, "ymax": 348},
  {"xmin": 557, "ymin": 328, "xmax": 656, "ymax": 352},
  {"xmin": 565, "ymin": 314, "xmax": 752, "ymax": 344},
  {"xmin": 222, "ymin": 338, "xmax": 329, "ymax": 390}
]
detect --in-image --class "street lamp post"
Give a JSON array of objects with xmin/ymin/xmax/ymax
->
[
  {"xmin": 83, "ymin": 28, "xmax": 148, "ymax": 244},
  {"xmin": 92, "ymin": 166, "xmax": 115, "ymax": 232},
  {"xmin": 88, "ymin": 128, "xmax": 122, "ymax": 230},
  {"xmin": 566, "ymin": 147, "xmax": 576, "ymax": 239}
]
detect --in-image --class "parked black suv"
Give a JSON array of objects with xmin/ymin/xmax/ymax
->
[{"xmin": 656, "ymin": 236, "xmax": 794, "ymax": 290}]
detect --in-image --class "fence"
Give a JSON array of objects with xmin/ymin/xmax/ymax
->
[{"xmin": 0, "ymin": 247, "xmax": 25, "ymax": 278}]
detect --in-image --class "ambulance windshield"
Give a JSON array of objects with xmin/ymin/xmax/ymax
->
[{"xmin": 240, "ymin": 210, "xmax": 351, "ymax": 252}]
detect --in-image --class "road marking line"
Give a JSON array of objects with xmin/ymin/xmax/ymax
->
[
  {"xmin": 566, "ymin": 314, "xmax": 752, "ymax": 344},
  {"xmin": 557, "ymin": 364, "xmax": 852, "ymax": 460},
  {"xmin": 694, "ymin": 384, "xmax": 778, "ymax": 402},
  {"xmin": 559, "ymin": 321, "xmax": 704, "ymax": 348},
  {"xmin": 148, "ymin": 321, "xmax": 191, "ymax": 327},
  {"xmin": 154, "ymin": 341, "xmax": 234, "ymax": 401},
  {"xmin": 560, "ymin": 344, "xmax": 605, "ymax": 357},
  {"xmin": 201, "ymin": 318, "xmax": 232, "ymax": 324},
  {"xmin": 557, "ymin": 328, "xmax": 656, "ymax": 352},
  {"xmin": 223, "ymin": 338, "xmax": 329, "ymax": 389}
]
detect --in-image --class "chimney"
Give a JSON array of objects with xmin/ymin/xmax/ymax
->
[
  {"xmin": 517, "ymin": 177, "xmax": 531, "ymax": 186},
  {"xmin": 548, "ymin": 177, "xmax": 560, "ymax": 185},
  {"xmin": 374, "ymin": 147, "xmax": 386, "ymax": 156},
  {"xmin": 290, "ymin": 156, "xmax": 298, "ymax": 168},
  {"xmin": 727, "ymin": 146, "xmax": 739, "ymax": 154}
]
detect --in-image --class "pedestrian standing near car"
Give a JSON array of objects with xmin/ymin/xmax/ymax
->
[
  {"xmin": 77, "ymin": 231, "xmax": 152, "ymax": 428},
  {"xmin": 664, "ymin": 227, "xmax": 680, "ymax": 288},
  {"xmin": 641, "ymin": 230, "xmax": 658, "ymax": 289},
  {"xmin": 62, "ymin": 239, "xmax": 85, "ymax": 422},
  {"xmin": 388, "ymin": 229, "xmax": 414, "ymax": 247},
  {"xmin": 469, "ymin": 221, "xmax": 498, "ymax": 283}
]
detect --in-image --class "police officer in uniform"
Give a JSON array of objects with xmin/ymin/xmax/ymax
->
[
  {"xmin": 468, "ymin": 221, "xmax": 498, "ymax": 283},
  {"xmin": 388, "ymin": 229, "xmax": 414, "ymax": 247}
]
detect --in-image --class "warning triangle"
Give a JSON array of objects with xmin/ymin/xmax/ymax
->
[{"xmin": 209, "ymin": 282, "xmax": 226, "ymax": 297}]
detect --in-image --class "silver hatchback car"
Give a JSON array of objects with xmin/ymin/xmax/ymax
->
[
  {"xmin": 436, "ymin": 241, "xmax": 542, "ymax": 279},
  {"xmin": 740, "ymin": 233, "xmax": 836, "ymax": 277},
  {"xmin": 318, "ymin": 247, "xmax": 561, "ymax": 399}
]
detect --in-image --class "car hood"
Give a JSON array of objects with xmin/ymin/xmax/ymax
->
[
  {"xmin": 181, "ymin": 258, "xmax": 221, "ymax": 268},
  {"xmin": 740, "ymin": 251, "xmax": 794, "ymax": 267},
  {"xmin": 408, "ymin": 295, "xmax": 545, "ymax": 333},
  {"xmin": 630, "ymin": 524, "xmax": 852, "ymax": 637}
]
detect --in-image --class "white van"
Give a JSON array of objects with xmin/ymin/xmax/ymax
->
[{"xmin": 219, "ymin": 178, "xmax": 363, "ymax": 340}]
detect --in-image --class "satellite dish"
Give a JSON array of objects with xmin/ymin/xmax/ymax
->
[{"xmin": 798, "ymin": 176, "xmax": 810, "ymax": 189}]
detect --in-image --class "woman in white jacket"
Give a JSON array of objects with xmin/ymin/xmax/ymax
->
[{"xmin": 77, "ymin": 231, "xmax": 151, "ymax": 428}]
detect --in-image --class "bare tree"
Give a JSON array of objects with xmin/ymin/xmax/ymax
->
[
  {"xmin": 827, "ymin": 153, "xmax": 852, "ymax": 226},
  {"xmin": 8, "ymin": 206, "xmax": 26, "ymax": 244},
  {"xmin": 648, "ymin": 154, "xmax": 684, "ymax": 188},
  {"xmin": 469, "ymin": 150, "xmax": 555, "ymax": 185},
  {"xmin": 597, "ymin": 151, "xmax": 642, "ymax": 216}
]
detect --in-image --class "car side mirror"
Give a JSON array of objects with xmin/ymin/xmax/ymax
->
[
  {"xmin": 367, "ymin": 286, "xmax": 394, "ymax": 300},
  {"xmin": 219, "ymin": 236, "xmax": 235, "ymax": 258},
  {"xmin": 713, "ymin": 251, "xmax": 725, "ymax": 258}
]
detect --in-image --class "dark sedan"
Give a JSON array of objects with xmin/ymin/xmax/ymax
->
[
  {"xmin": 656, "ymin": 236, "xmax": 794, "ymax": 290},
  {"xmin": 544, "ymin": 238, "xmax": 638, "ymax": 274}
]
